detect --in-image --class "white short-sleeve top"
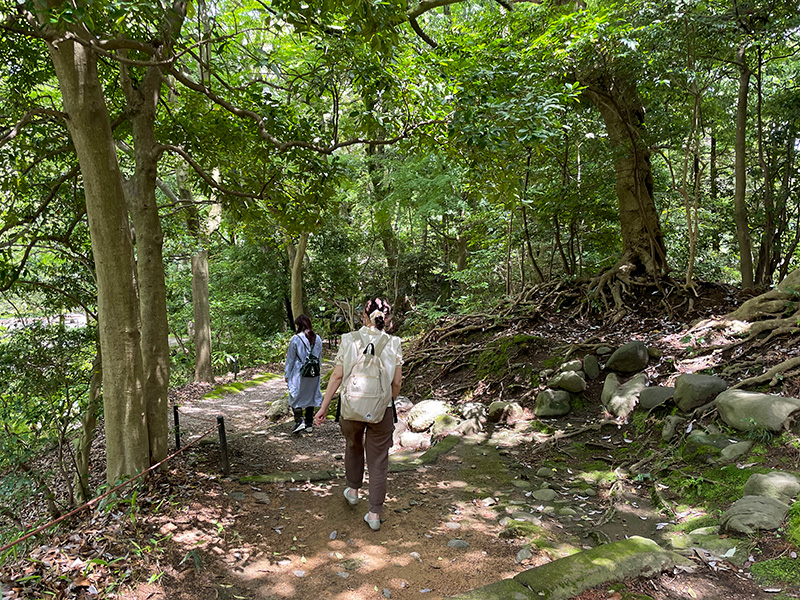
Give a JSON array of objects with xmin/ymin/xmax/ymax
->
[{"xmin": 335, "ymin": 325, "xmax": 403, "ymax": 384}]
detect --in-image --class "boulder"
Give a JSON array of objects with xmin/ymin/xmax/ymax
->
[
  {"xmin": 743, "ymin": 471, "xmax": 800, "ymax": 504},
  {"xmin": 719, "ymin": 441, "xmax": 753, "ymax": 463},
  {"xmin": 683, "ymin": 431, "xmax": 742, "ymax": 464},
  {"xmin": 605, "ymin": 341, "xmax": 649, "ymax": 373},
  {"xmin": 716, "ymin": 389, "xmax": 800, "ymax": 432},
  {"xmin": 394, "ymin": 396, "xmax": 414, "ymax": 414},
  {"xmin": 407, "ymin": 400, "xmax": 451, "ymax": 432},
  {"xmin": 560, "ymin": 359, "xmax": 583, "ymax": 372},
  {"xmin": 431, "ymin": 414, "xmax": 462, "ymax": 439},
  {"xmin": 458, "ymin": 402, "xmax": 488, "ymax": 423},
  {"xmin": 534, "ymin": 389, "xmax": 571, "ymax": 417},
  {"xmin": 547, "ymin": 370, "xmax": 586, "ymax": 393},
  {"xmin": 721, "ymin": 495, "xmax": 789, "ymax": 535},
  {"xmin": 661, "ymin": 415, "xmax": 685, "ymax": 442},
  {"xmin": 639, "ymin": 386, "xmax": 674, "ymax": 410},
  {"xmin": 673, "ymin": 373, "xmax": 728, "ymax": 412},
  {"xmin": 583, "ymin": 355, "xmax": 600, "ymax": 380},
  {"xmin": 487, "ymin": 401, "xmax": 524, "ymax": 424},
  {"xmin": 603, "ymin": 373, "xmax": 647, "ymax": 419},
  {"xmin": 399, "ymin": 430, "xmax": 431, "ymax": 450},
  {"xmin": 266, "ymin": 396, "xmax": 289, "ymax": 420}
]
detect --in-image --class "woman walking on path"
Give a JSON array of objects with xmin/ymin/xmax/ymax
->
[
  {"xmin": 314, "ymin": 298, "xmax": 402, "ymax": 531},
  {"xmin": 285, "ymin": 314, "xmax": 323, "ymax": 434}
]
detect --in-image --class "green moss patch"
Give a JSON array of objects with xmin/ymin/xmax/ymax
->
[
  {"xmin": 662, "ymin": 464, "xmax": 770, "ymax": 509},
  {"xmin": 473, "ymin": 334, "xmax": 545, "ymax": 379},
  {"xmin": 203, "ymin": 372, "xmax": 280, "ymax": 399},
  {"xmin": 751, "ymin": 557, "xmax": 800, "ymax": 587}
]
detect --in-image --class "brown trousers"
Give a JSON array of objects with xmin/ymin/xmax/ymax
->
[{"xmin": 340, "ymin": 407, "xmax": 394, "ymax": 514}]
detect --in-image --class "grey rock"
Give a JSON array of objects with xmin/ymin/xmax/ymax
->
[
  {"xmin": 228, "ymin": 491, "xmax": 247, "ymax": 501},
  {"xmin": 487, "ymin": 401, "xmax": 523, "ymax": 424},
  {"xmin": 673, "ymin": 373, "xmax": 728, "ymax": 412},
  {"xmin": 511, "ymin": 537, "xmax": 689, "ymax": 600},
  {"xmin": 516, "ymin": 546, "xmax": 533, "ymax": 563},
  {"xmin": 639, "ymin": 387, "xmax": 675, "ymax": 410},
  {"xmin": 399, "ymin": 430, "xmax": 431, "ymax": 450},
  {"xmin": 394, "ymin": 396, "xmax": 414, "ymax": 413},
  {"xmin": 510, "ymin": 512, "xmax": 542, "ymax": 525},
  {"xmin": 583, "ymin": 355, "xmax": 601, "ymax": 380},
  {"xmin": 537, "ymin": 467, "xmax": 555, "ymax": 478},
  {"xmin": 605, "ymin": 373, "xmax": 648, "ymax": 419},
  {"xmin": 266, "ymin": 396, "xmax": 289, "ymax": 420},
  {"xmin": 647, "ymin": 347, "xmax": 663, "ymax": 359},
  {"xmin": 596, "ymin": 346, "xmax": 613, "ymax": 356},
  {"xmin": 383, "ymin": 589, "xmax": 391, "ymax": 598},
  {"xmin": 662, "ymin": 415, "xmax": 685, "ymax": 442},
  {"xmin": 560, "ymin": 359, "xmax": 583, "ymax": 373},
  {"xmin": 447, "ymin": 539, "xmax": 470, "ymax": 549},
  {"xmin": 407, "ymin": 400, "xmax": 451, "ymax": 432},
  {"xmin": 252, "ymin": 492, "xmax": 271, "ymax": 504},
  {"xmin": 431, "ymin": 414, "xmax": 462, "ymax": 439},
  {"xmin": 534, "ymin": 389, "xmax": 571, "ymax": 417},
  {"xmin": 719, "ymin": 441, "xmax": 753, "ymax": 463},
  {"xmin": 458, "ymin": 402, "xmax": 488, "ymax": 422},
  {"xmin": 716, "ymin": 389, "xmax": 800, "ymax": 432},
  {"xmin": 743, "ymin": 471, "xmax": 800, "ymax": 504},
  {"xmin": 683, "ymin": 432, "xmax": 741, "ymax": 464},
  {"xmin": 548, "ymin": 371, "xmax": 586, "ymax": 393},
  {"xmin": 531, "ymin": 489, "xmax": 559, "ymax": 502},
  {"xmin": 600, "ymin": 373, "xmax": 620, "ymax": 406},
  {"xmin": 605, "ymin": 342, "xmax": 649, "ymax": 373},
  {"xmin": 453, "ymin": 419, "xmax": 482, "ymax": 436},
  {"xmin": 721, "ymin": 495, "xmax": 790, "ymax": 535}
]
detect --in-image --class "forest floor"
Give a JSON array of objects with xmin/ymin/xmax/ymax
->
[{"xmin": 3, "ymin": 281, "xmax": 800, "ymax": 600}]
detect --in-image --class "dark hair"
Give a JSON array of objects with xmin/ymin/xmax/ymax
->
[
  {"xmin": 364, "ymin": 298, "xmax": 392, "ymax": 331},
  {"xmin": 294, "ymin": 314, "xmax": 316, "ymax": 347}
]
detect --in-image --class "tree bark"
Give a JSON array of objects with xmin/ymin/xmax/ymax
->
[
  {"xmin": 583, "ymin": 72, "xmax": 668, "ymax": 275},
  {"xmin": 44, "ymin": 31, "xmax": 148, "ymax": 484},
  {"xmin": 74, "ymin": 349, "xmax": 102, "ymax": 503},
  {"xmin": 192, "ymin": 249, "xmax": 214, "ymax": 383},
  {"xmin": 287, "ymin": 232, "xmax": 309, "ymax": 320},
  {"xmin": 123, "ymin": 64, "xmax": 171, "ymax": 463},
  {"xmin": 734, "ymin": 45, "xmax": 754, "ymax": 289}
]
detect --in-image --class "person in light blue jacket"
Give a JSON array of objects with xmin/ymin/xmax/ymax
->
[{"xmin": 285, "ymin": 314, "xmax": 323, "ymax": 434}]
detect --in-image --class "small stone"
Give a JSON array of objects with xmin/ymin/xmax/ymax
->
[
  {"xmin": 336, "ymin": 572, "xmax": 350, "ymax": 579},
  {"xmin": 482, "ymin": 497, "xmax": 497, "ymax": 506},
  {"xmin": 383, "ymin": 589, "xmax": 391, "ymax": 598},
  {"xmin": 445, "ymin": 522, "xmax": 462, "ymax": 530},
  {"xmin": 531, "ymin": 489, "xmax": 559, "ymax": 502},
  {"xmin": 516, "ymin": 547, "xmax": 533, "ymax": 563},
  {"xmin": 253, "ymin": 492, "xmax": 271, "ymax": 504},
  {"xmin": 536, "ymin": 467, "xmax": 554, "ymax": 478},
  {"xmin": 410, "ymin": 552, "xmax": 422, "ymax": 563},
  {"xmin": 330, "ymin": 531, "xmax": 338, "ymax": 540},
  {"xmin": 293, "ymin": 570, "xmax": 306, "ymax": 578},
  {"xmin": 447, "ymin": 539, "xmax": 470, "ymax": 549}
]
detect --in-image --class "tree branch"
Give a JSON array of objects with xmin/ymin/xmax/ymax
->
[
  {"xmin": 0, "ymin": 108, "xmax": 69, "ymax": 148},
  {"xmin": 408, "ymin": 16, "xmax": 438, "ymax": 48}
]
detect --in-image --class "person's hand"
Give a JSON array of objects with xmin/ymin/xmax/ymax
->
[{"xmin": 314, "ymin": 409, "xmax": 326, "ymax": 426}]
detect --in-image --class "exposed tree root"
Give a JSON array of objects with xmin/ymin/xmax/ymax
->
[{"xmin": 732, "ymin": 356, "xmax": 800, "ymax": 390}]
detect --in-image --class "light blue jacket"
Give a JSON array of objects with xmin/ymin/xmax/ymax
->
[{"xmin": 285, "ymin": 333, "xmax": 323, "ymax": 409}]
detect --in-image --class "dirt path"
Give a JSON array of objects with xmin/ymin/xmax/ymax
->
[{"xmin": 140, "ymin": 370, "xmax": 776, "ymax": 600}]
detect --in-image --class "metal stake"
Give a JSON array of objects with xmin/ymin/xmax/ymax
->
[{"xmin": 217, "ymin": 415, "xmax": 230, "ymax": 477}]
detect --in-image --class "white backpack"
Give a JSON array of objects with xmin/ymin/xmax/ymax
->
[{"xmin": 340, "ymin": 331, "xmax": 392, "ymax": 423}]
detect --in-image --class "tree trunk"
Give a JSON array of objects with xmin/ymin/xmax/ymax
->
[
  {"xmin": 734, "ymin": 45, "xmax": 754, "ymax": 289},
  {"xmin": 287, "ymin": 232, "xmax": 309, "ymax": 320},
  {"xmin": 583, "ymin": 73, "xmax": 667, "ymax": 275},
  {"xmin": 192, "ymin": 249, "xmax": 214, "ymax": 383},
  {"xmin": 45, "ymin": 33, "xmax": 148, "ymax": 484},
  {"xmin": 123, "ymin": 65, "xmax": 171, "ymax": 464},
  {"xmin": 74, "ymin": 349, "xmax": 102, "ymax": 503}
]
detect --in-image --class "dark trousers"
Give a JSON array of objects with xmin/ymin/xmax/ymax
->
[
  {"xmin": 340, "ymin": 408, "xmax": 394, "ymax": 514},
  {"xmin": 293, "ymin": 407, "xmax": 314, "ymax": 427}
]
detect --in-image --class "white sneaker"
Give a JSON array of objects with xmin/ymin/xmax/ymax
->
[{"xmin": 292, "ymin": 422, "xmax": 306, "ymax": 434}]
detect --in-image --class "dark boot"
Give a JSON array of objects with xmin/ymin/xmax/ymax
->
[
  {"xmin": 292, "ymin": 408, "xmax": 305, "ymax": 434},
  {"xmin": 304, "ymin": 407, "xmax": 315, "ymax": 430}
]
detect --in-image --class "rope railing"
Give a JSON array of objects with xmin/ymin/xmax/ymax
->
[{"xmin": 0, "ymin": 412, "xmax": 225, "ymax": 557}]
